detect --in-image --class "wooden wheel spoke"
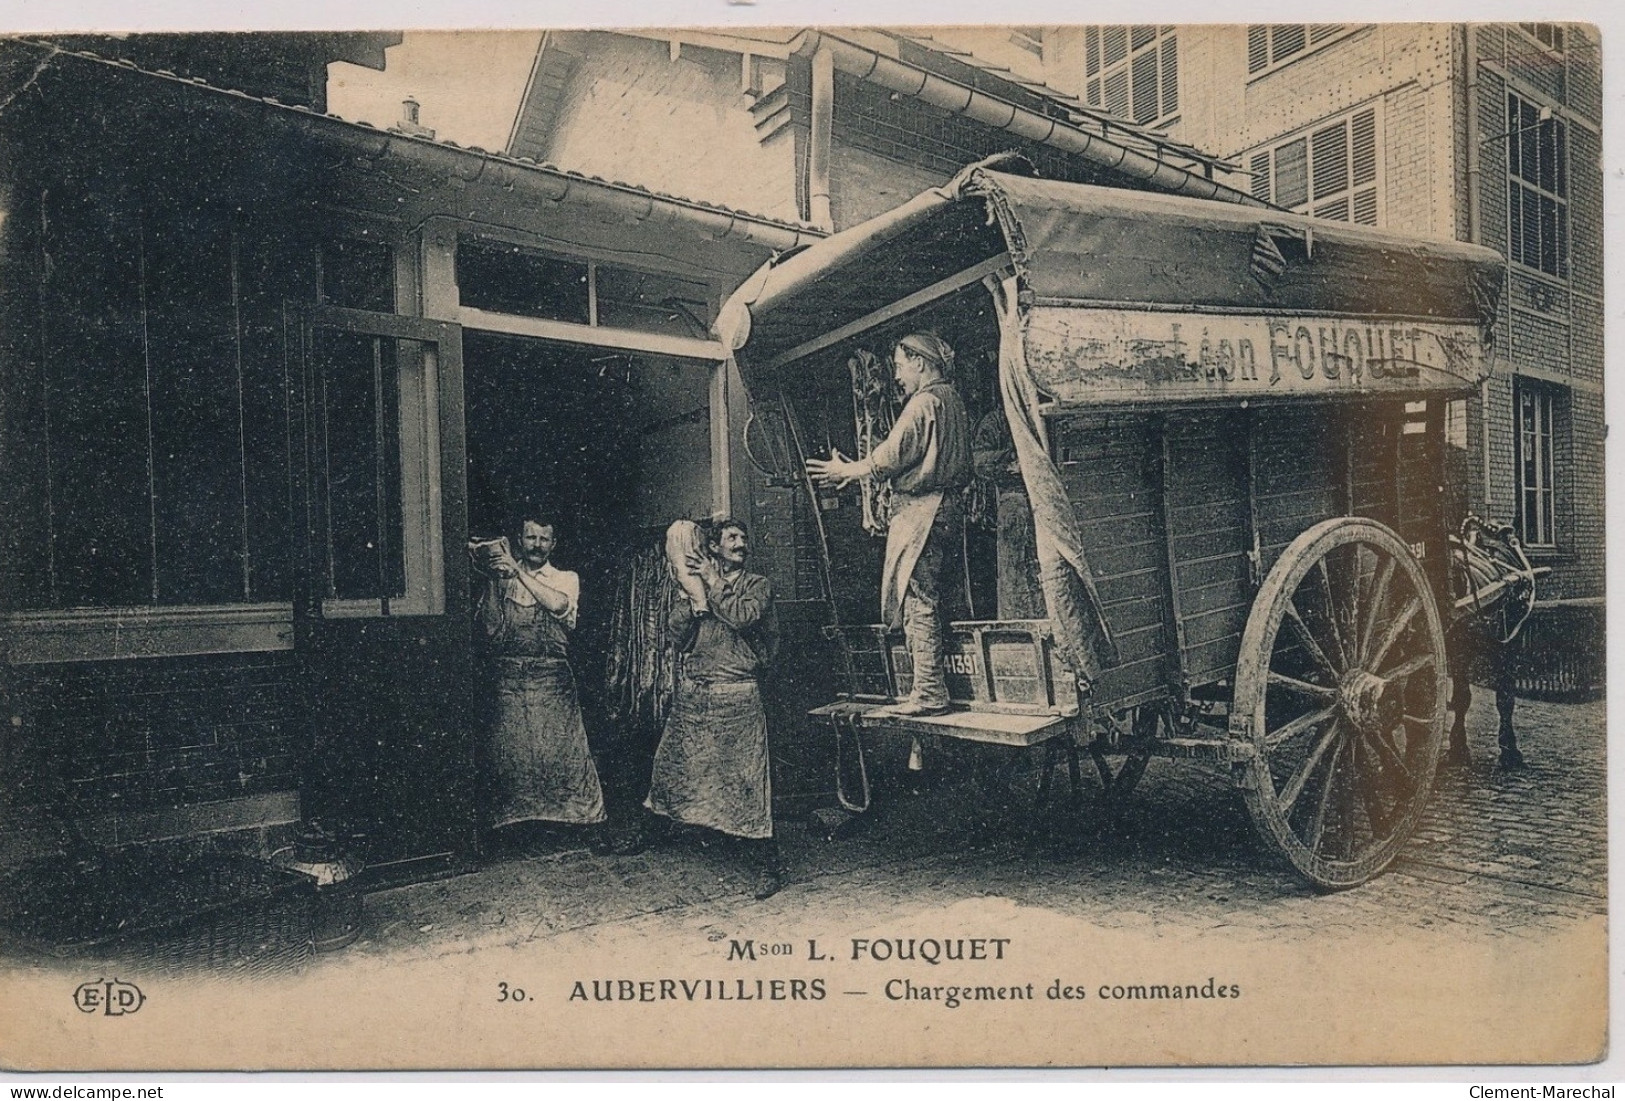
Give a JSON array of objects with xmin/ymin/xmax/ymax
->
[
  {"xmin": 1268, "ymin": 671, "xmax": 1338, "ymax": 702},
  {"xmin": 1353, "ymin": 740, "xmax": 1398, "ymax": 839},
  {"xmin": 1362, "ymin": 723, "xmax": 1419, "ymax": 792},
  {"xmin": 1266, "ymin": 703, "xmax": 1336, "ymax": 749},
  {"xmin": 1358, "ymin": 555, "xmax": 1397, "ymax": 665},
  {"xmin": 1279, "ymin": 721, "xmax": 1342, "ymax": 815},
  {"xmin": 1088, "ymin": 744, "xmax": 1114, "ymax": 789},
  {"xmin": 1284, "ymin": 599, "xmax": 1341, "ymax": 677},
  {"xmin": 1313, "ymin": 558, "xmax": 1352, "ymax": 669},
  {"xmin": 1303, "ymin": 731, "xmax": 1347, "ymax": 854},
  {"xmin": 1364, "ymin": 596, "xmax": 1421, "ymax": 674},
  {"xmin": 1377, "ymin": 651, "xmax": 1435, "ymax": 689}
]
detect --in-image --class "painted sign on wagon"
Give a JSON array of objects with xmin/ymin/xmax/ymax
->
[{"xmin": 1023, "ymin": 308, "xmax": 1490, "ymax": 407}]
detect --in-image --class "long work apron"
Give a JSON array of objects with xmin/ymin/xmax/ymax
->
[{"xmin": 881, "ymin": 489, "xmax": 944, "ymax": 628}]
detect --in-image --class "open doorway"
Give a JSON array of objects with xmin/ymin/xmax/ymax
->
[{"xmin": 461, "ymin": 331, "xmax": 717, "ymax": 812}]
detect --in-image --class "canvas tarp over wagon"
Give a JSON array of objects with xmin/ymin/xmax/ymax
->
[{"xmin": 717, "ymin": 158, "xmax": 1504, "ymax": 889}]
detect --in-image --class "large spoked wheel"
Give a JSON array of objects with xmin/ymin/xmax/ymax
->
[{"xmin": 1231, "ymin": 517, "xmax": 1450, "ymax": 890}]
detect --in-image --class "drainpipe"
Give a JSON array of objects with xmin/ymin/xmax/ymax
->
[
  {"xmin": 808, "ymin": 45, "xmax": 835, "ymax": 231},
  {"xmin": 1463, "ymin": 23, "xmax": 1494, "ymax": 511}
]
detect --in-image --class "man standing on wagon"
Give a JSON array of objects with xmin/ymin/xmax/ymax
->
[{"xmin": 808, "ymin": 332, "xmax": 972, "ymax": 716}]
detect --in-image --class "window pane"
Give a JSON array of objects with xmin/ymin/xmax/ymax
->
[
  {"xmin": 457, "ymin": 240, "xmax": 590, "ymax": 324},
  {"xmin": 43, "ymin": 187, "xmax": 152, "ymax": 608},
  {"xmin": 1104, "ymin": 27, "xmax": 1128, "ymax": 67},
  {"xmin": 1308, "ymin": 24, "xmax": 1343, "ymax": 44},
  {"xmin": 1131, "ymin": 26, "xmax": 1156, "ymax": 50},
  {"xmin": 1271, "ymin": 25, "xmax": 1307, "ymax": 62},
  {"xmin": 1518, "ymin": 101, "xmax": 1540, "ymax": 184},
  {"xmin": 1248, "ymin": 26, "xmax": 1269, "ymax": 73},
  {"xmin": 1522, "ymin": 188, "xmax": 1541, "ymax": 272},
  {"xmin": 238, "ymin": 223, "xmax": 310, "ymax": 602},
  {"xmin": 595, "ymin": 266, "xmax": 711, "ymax": 337},
  {"xmin": 1104, "ymin": 69, "xmax": 1130, "ymax": 118},
  {"xmin": 1087, "ymin": 79, "xmax": 1100, "ymax": 106},
  {"xmin": 1555, "ymin": 119, "xmax": 1568, "ymax": 197},
  {"xmin": 317, "ymin": 331, "xmax": 406, "ymax": 602},
  {"xmin": 1352, "ymin": 189, "xmax": 1378, "ymax": 225},
  {"xmin": 1537, "ymin": 118, "xmax": 1557, "ymax": 193},
  {"xmin": 1508, "ymin": 183, "xmax": 1524, "ymax": 265},
  {"xmin": 1555, "ymin": 203, "xmax": 1569, "ymax": 278},
  {"xmin": 1312, "ymin": 121, "xmax": 1349, "ymax": 199},
  {"xmin": 1351, "ymin": 108, "xmax": 1377, "ymax": 186},
  {"xmin": 1507, "ymin": 95, "xmax": 1521, "ymax": 179},
  {"xmin": 1086, "ymin": 28, "xmax": 1100, "ymax": 76},
  {"xmin": 1250, "ymin": 152, "xmax": 1272, "ymax": 202},
  {"xmin": 145, "ymin": 208, "xmax": 245, "ymax": 605},
  {"xmin": 1314, "ymin": 197, "xmax": 1349, "ymax": 221},
  {"xmin": 1131, "ymin": 50, "xmax": 1158, "ymax": 123},
  {"xmin": 1276, "ymin": 138, "xmax": 1309, "ymax": 208},
  {"xmin": 1539, "ymin": 195, "xmax": 1558, "ymax": 277}
]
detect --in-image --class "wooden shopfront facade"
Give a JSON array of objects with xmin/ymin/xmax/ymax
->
[{"xmin": 0, "ymin": 39, "xmax": 818, "ymax": 881}]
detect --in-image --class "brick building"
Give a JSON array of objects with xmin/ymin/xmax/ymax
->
[{"xmin": 1017, "ymin": 23, "xmax": 1603, "ymax": 606}]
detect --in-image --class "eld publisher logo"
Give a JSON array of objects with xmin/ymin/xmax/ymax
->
[{"xmin": 73, "ymin": 978, "xmax": 145, "ymax": 1016}]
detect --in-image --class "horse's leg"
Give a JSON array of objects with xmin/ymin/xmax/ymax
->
[
  {"xmin": 1447, "ymin": 659, "xmax": 1472, "ymax": 767},
  {"xmin": 1495, "ymin": 645, "xmax": 1525, "ymax": 770}
]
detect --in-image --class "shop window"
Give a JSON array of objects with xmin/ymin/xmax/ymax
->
[
  {"xmin": 456, "ymin": 239, "xmax": 590, "ymax": 324},
  {"xmin": 304, "ymin": 317, "xmax": 446, "ymax": 619},
  {"xmin": 1247, "ymin": 25, "xmax": 1347, "ymax": 75},
  {"xmin": 4, "ymin": 185, "xmax": 304, "ymax": 615},
  {"xmin": 1515, "ymin": 380, "xmax": 1559, "ymax": 549},
  {"xmin": 1248, "ymin": 106, "xmax": 1379, "ymax": 224},
  {"xmin": 1085, "ymin": 26, "xmax": 1177, "ymax": 125},
  {"xmin": 1506, "ymin": 92, "xmax": 1569, "ymax": 279}
]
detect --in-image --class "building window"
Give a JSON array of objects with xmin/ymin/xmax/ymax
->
[
  {"xmin": 0, "ymin": 184, "xmax": 315, "ymax": 614},
  {"xmin": 457, "ymin": 237, "xmax": 712, "ymax": 338},
  {"xmin": 1518, "ymin": 23, "xmax": 1566, "ymax": 54},
  {"xmin": 1248, "ymin": 106, "xmax": 1379, "ymax": 224},
  {"xmin": 1009, "ymin": 28, "xmax": 1045, "ymax": 60},
  {"xmin": 1247, "ymin": 25, "xmax": 1346, "ymax": 75},
  {"xmin": 1506, "ymin": 92, "xmax": 1569, "ymax": 279},
  {"xmin": 1516, "ymin": 380, "xmax": 1558, "ymax": 548},
  {"xmin": 1085, "ymin": 26, "xmax": 1178, "ymax": 125}
]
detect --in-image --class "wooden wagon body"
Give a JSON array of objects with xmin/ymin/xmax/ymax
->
[{"xmin": 717, "ymin": 160, "xmax": 1505, "ymax": 889}]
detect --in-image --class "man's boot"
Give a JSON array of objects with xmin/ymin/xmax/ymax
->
[{"xmin": 748, "ymin": 838, "xmax": 787, "ymax": 900}]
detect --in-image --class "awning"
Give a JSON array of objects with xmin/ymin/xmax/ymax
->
[{"xmin": 718, "ymin": 160, "xmax": 1506, "ymax": 402}]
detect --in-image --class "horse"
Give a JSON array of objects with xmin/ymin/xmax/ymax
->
[{"xmin": 1445, "ymin": 516, "xmax": 1543, "ymax": 770}]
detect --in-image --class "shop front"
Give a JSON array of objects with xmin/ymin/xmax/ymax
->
[{"xmin": 0, "ymin": 42, "xmax": 817, "ymax": 883}]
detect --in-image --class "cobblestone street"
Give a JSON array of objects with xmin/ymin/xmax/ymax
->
[{"xmin": 341, "ymin": 692, "xmax": 1606, "ymax": 961}]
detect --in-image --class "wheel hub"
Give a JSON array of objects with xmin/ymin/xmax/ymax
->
[{"xmin": 1338, "ymin": 669, "xmax": 1391, "ymax": 735}]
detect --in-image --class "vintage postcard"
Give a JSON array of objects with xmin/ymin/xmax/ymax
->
[{"xmin": 0, "ymin": 16, "xmax": 1610, "ymax": 1071}]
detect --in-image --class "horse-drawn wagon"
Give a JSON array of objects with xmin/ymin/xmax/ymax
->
[{"xmin": 718, "ymin": 157, "xmax": 1527, "ymax": 890}]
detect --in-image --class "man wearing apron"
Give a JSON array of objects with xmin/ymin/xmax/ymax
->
[
  {"xmin": 637, "ymin": 518, "xmax": 786, "ymax": 899},
  {"xmin": 474, "ymin": 515, "xmax": 607, "ymax": 850},
  {"xmin": 808, "ymin": 332, "xmax": 972, "ymax": 716}
]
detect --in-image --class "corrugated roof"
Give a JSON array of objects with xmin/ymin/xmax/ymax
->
[{"xmin": 5, "ymin": 37, "xmax": 825, "ymax": 242}]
